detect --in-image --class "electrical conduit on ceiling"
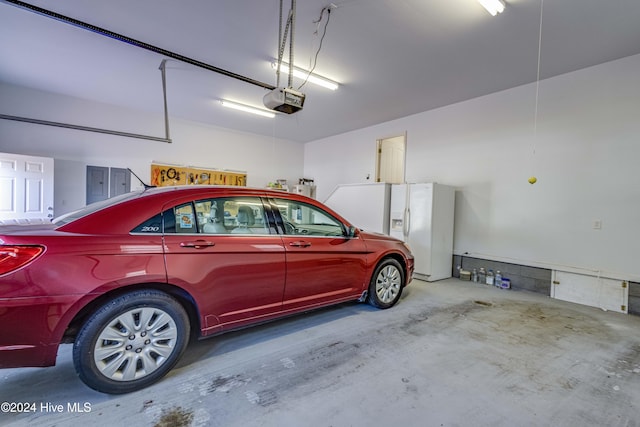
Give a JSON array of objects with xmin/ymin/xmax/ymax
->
[{"xmin": 1, "ymin": 59, "xmax": 173, "ymax": 143}]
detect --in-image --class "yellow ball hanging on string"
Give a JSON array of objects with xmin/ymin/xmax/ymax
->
[{"xmin": 528, "ymin": 176, "xmax": 537, "ymax": 185}]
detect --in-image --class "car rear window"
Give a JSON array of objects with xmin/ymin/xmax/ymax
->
[{"xmin": 53, "ymin": 191, "xmax": 144, "ymax": 226}]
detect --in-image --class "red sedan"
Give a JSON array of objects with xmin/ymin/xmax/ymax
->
[{"xmin": 0, "ymin": 186, "xmax": 414, "ymax": 394}]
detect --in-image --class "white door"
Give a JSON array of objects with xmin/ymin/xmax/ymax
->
[
  {"xmin": 551, "ymin": 271, "xmax": 628, "ymax": 313},
  {"xmin": 0, "ymin": 152, "xmax": 54, "ymax": 223},
  {"xmin": 376, "ymin": 135, "xmax": 405, "ymax": 184}
]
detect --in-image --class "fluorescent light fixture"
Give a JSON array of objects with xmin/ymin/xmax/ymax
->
[
  {"xmin": 271, "ymin": 62, "xmax": 339, "ymax": 91},
  {"xmin": 220, "ymin": 100, "xmax": 275, "ymax": 118},
  {"xmin": 477, "ymin": 0, "xmax": 505, "ymax": 16}
]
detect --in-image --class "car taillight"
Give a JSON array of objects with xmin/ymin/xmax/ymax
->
[{"xmin": 0, "ymin": 246, "xmax": 44, "ymax": 275}]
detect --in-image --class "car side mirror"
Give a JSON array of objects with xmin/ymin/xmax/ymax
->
[{"xmin": 346, "ymin": 225, "xmax": 358, "ymax": 238}]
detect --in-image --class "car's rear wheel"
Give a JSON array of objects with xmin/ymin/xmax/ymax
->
[
  {"xmin": 72, "ymin": 290, "xmax": 190, "ymax": 394},
  {"xmin": 367, "ymin": 258, "xmax": 405, "ymax": 309}
]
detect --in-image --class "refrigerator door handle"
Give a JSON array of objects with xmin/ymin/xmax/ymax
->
[
  {"xmin": 404, "ymin": 208, "xmax": 410, "ymax": 240},
  {"xmin": 403, "ymin": 183, "xmax": 411, "ymax": 240}
]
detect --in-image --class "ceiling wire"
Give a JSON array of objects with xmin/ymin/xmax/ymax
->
[
  {"xmin": 297, "ymin": 6, "xmax": 333, "ymax": 90},
  {"xmin": 531, "ymin": 0, "xmax": 545, "ymax": 178}
]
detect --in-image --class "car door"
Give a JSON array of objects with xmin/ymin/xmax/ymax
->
[
  {"xmin": 161, "ymin": 195, "xmax": 286, "ymax": 334},
  {"xmin": 270, "ymin": 197, "xmax": 369, "ymax": 312}
]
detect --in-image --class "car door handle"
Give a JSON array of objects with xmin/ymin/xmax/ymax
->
[
  {"xmin": 180, "ymin": 240, "xmax": 216, "ymax": 249},
  {"xmin": 289, "ymin": 241, "xmax": 311, "ymax": 248}
]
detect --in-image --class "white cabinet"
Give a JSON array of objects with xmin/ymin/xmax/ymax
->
[{"xmin": 551, "ymin": 271, "xmax": 629, "ymax": 313}]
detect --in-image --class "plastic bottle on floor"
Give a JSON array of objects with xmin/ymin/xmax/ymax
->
[
  {"xmin": 486, "ymin": 269, "xmax": 494, "ymax": 286},
  {"xmin": 479, "ymin": 268, "xmax": 486, "ymax": 284},
  {"xmin": 472, "ymin": 268, "xmax": 478, "ymax": 283},
  {"xmin": 495, "ymin": 270, "xmax": 502, "ymax": 288}
]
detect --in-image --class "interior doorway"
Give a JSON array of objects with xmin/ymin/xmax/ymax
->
[{"xmin": 376, "ymin": 134, "xmax": 406, "ymax": 184}]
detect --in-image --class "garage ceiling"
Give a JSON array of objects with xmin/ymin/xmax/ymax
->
[{"xmin": 1, "ymin": 0, "xmax": 640, "ymax": 143}]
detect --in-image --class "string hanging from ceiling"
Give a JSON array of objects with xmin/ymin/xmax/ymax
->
[{"xmin": 529, "ymin": 0, "xmax": 545, "ymax": 185}]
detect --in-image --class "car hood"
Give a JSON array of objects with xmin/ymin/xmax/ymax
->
[{"xmin": 358, "ymin": 229, "xmax": 402, "ymax": 243}]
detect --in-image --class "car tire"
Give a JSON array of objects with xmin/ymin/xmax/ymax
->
[
  {"xmin": 367, "ymin": 258, "xmax": 405, "ymax": 309},
  {"xmin": 72, "ymin": 289, "xmax": 190, "ymax": 394}
]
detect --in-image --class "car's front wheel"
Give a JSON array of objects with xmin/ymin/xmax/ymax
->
[
  {"xmin": 367, "ymin": 258, "xmax": 405, "ymax": 309},
  {"xmin": 72, "ymin": 290, "xmax": 190, "ymax": 394}
]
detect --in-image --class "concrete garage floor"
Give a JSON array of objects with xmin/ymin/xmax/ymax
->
[{"xmin": 2, "ymin": 279, "xmax": 640, "ymax": 427}]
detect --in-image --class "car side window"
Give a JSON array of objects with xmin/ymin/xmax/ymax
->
[
  {"xmin": 172, "ymin": 203, "xmax": 196, "ymax": 234},
  {"xmin": 195, "ymin": 199, "xmax": 227, "ymax": 234},
  {"xmin": 132, "ymin": 203, "xmax": 194, "ymax": 234},
  {"xmin": 196, "ymin": 197, "xmax": 269, "ymax": 235},
  {"xmin": 133, "ymin": 198, "xmax": 271, "ymax": 235},
  {"xmin": 273, "ymin": 199, "xmax": 345, "ymax": 237}
]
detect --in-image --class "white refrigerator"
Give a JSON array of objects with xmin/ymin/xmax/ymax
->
[{"xmin": 390, "ymin": 183, "xmax": 455, "ymax": 281}]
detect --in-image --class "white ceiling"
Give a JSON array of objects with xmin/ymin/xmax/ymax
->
[{"xmin": 1, "ymin": 0, "xmax": 640, "ymax": 143}]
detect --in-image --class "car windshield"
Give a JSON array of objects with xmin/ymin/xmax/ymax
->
[{"xmin": 53, "ymin": 190, "xmax": 144, "ymax": 226}]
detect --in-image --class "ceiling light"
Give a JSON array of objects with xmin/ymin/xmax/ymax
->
[
  {"xmin": 220, "ymin": 100, "xmax": 275, "ymax": 118},
  {"xmin": 271, "ymin": 62, "xmax": 339, "ymax": 91},
  {"xmin": 477, "ymin": 0, "xmax": 505, "ymax": 16}
]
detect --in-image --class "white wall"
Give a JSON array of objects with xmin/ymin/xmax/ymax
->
[
  {"xmin": 53, "ymin": 159, "xmax": 86, "ymax": 215},
  {"xmin": 0, "ymin": 83, "xmax": 304, "ymax": 215},
  {"xmin": 3, "ymin": 54, "xmax": 640, "ymax": 281},
  {"xmin": 304, "ymin": 54, "xmax": 640, "ymax": 281}
]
